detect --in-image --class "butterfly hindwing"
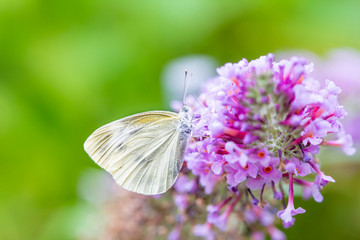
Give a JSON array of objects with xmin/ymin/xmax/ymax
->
[{"xmin": 84, "ymin": 111, "xmax": 189, "ymax": 195}]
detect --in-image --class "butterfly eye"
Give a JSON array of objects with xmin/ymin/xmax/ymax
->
[{"xmin": 182, "ymin": 106, "xmax": 189, "ymax": 112}]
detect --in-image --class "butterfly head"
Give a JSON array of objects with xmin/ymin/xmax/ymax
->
[
  {"xmin": 179, "ymin": 105, "xmax": 192, "ymax": 130},
  {"xmin": 179, "ymin": 105, "xmax": 190, "ymax": 117},
  {"xmin": 181, "ymin": 105, "xmax": 189, "ymax": 112}
]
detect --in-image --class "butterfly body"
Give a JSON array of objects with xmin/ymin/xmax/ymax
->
[{"xmin": 84, "ymin": 105, "xmax": 192, "ymax": 195}]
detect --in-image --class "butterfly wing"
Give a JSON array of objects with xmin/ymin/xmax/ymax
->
[{"xmin": 84, "ymin": 111, "xmax": 190, "ymax": 195}]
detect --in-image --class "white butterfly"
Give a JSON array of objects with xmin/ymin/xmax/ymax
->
[{"xmin": 84, "ymin": 105, "xmax": 192, "ymax": 195}]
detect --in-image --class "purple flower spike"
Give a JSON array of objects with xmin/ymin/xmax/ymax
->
[
  {"xmin": 323, "ymin": 79, "xmax": 342, "ymax": 95},
  {"xmin": 224, "ymin": 141, "xmax": 248, "ymax": 166},
  {"xmin": 285, "ymin": 157, "xmax": 312, "ymax": 177},
  {"xmin": 258, "ymin": 163, "xmax": 282, "ymax": 184},
  {"xmin": 308, "ymin": 161, "xmax": 335, "ymax": 186},
  {"xmin": 246, "ymin": 177, "xmax": 266, "ymax": 190},
  {"xmin": 167, "ymin": 54, "xmax": 354, "ymax": 239},
  {"xmin": 293, "ymin": 177, "xmax": 324, "ymax": 203},
  {"xmin": 277, "ymin": 174, "xmax": 306, "ymax": 225},
  {"xmin": 326, "ymin": 133, "xmax": 356, "ymax": 156},
  {"xmin": 225, "ymin": 161, "xmax": 258, "ymax": 186},
  {"xmin": 211, "ymin": 161, "xmax": 224, "ymax": 175},
  {"xmin": 308, "ymin": 178, "xmax": 324, "ymax": 203},
  {"xmin": 277, "ymin": 204, "xmax": 306, "ymax": 222}
]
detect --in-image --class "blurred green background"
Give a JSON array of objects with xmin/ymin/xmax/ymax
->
[{"xmin": 1, "ymin": 0, "xmax": 359, "ymax": 239}]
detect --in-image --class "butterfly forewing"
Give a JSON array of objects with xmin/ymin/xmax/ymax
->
[{"xmin": 84, "ymin": 111, "xmax": 190, "ymax": 195}]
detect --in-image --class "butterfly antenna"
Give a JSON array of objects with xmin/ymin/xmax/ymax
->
[
  {"xmin": 191, "ymin": 94, "xmax": 205, "ymax": 110},
  {"xmin": 182, "ymin": 70, "xmax": 192, "ymax": 105},
  {"xmin": 190, "ymin": 137, "xmax": 202, "ymax": 156}
]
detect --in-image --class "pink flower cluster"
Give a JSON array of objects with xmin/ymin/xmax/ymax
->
[{"xmin": 169, "ymin": 54, "xmax": 355, "ymax": 240}]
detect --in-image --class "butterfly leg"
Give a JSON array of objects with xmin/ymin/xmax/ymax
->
[{"xmin": 190, "ymin": 136, "xmax": 202, "ymax": 155}]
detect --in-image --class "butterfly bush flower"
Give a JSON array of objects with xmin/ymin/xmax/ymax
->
[
  {"xmin": 278, "ymin": 48, "xmax": 360, "ymax": 143},
  {"xmin": 169, "ymin": 54, "xmax": 355, "ymax": 239}
]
